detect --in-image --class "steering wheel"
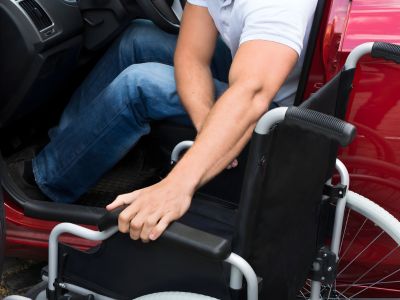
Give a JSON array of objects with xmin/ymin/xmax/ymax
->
[{"xmin": 137, "ymin": 0, "xmax": 186, "ymax": 34}]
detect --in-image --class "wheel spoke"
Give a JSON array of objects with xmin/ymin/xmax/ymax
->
[
  {"xmin": 337, "ymin": 230, "xmax": 384, "ymax": 277},
  {"xmin": 338, "ymin": 217, "xmax": 367, "ymax": 264},
  {"xmin": 348, "ymin": 267, "xmax": 400, "ymax": 298},
  {"xmin": 299, "ymin": 289, "xmax": 307, "ymax": 299},
  {"xmin": 336, "ymin": 279, "xmax": 400, "ymax": 287},
  {"xmin": 339, "ymin": 208, "xmax": 351, "ymax": 254},
  {"xmin": 302, "ymin": 285, "xmax": 311, "ymax": 294},
  {"xmin": 340, "ymin": 245, "xmax": 399, "ymax": 294},
  {"xmin": 326, "ymin": 283, "xmax": 333, "ymax": 300}
]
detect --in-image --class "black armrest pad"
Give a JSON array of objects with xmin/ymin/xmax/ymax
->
[
  {"xmin": 161, "ymin": 222, "xmax": 231, "ymax": 260},
  {"xmin": 98, "ymin": 208, "xmax": 231, "ymax": 260},
  {"xmin": 24, "ymin": 200, "xmax": 106, "ymax": 225},
  {"xmin": 97, "ymin": 206, "xmax": 125, "ymax": 231}
]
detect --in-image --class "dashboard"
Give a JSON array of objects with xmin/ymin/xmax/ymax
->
[{"xmin": 0, "ymin": 0, "xmax": 141, "ymax": 126}]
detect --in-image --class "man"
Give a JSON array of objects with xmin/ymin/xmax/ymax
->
[{"xmin": 26, "ymin": 0, "xmax": 317, "ymax": 241}]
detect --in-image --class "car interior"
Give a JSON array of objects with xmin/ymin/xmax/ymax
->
[{"xmin": 0, "ymin": 0, "xmax": 327, "ymax": 228}]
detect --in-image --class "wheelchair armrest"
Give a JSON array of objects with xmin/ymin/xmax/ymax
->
[
  {"xmin": 161, "ymin": 222, "xmax": 231, "ymax": 260},
  {"xmin": 98, "ymin": 208, "xmax": 231, "ymax": 260}
]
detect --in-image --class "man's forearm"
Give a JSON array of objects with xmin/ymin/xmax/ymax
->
[
  {"xmin": 168, "ymin": 82, "xmax": 269, "ymax": 190},
  {"xmin": 173, "ymin": 3, "xmax": 218, "ymax": 132},
  {"xmin": 175, "ymin": 56, "xmax": 216, "ymax": 132}
]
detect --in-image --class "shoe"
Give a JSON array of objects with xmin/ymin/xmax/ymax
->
[{"xmin": 8, "ymin": 160, "xmax": 49, "ymax": 201}]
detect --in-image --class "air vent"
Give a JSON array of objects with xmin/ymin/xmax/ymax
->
[{"xmin": 19, "ymin": 0, "xmax": 52, "ymax": 31}]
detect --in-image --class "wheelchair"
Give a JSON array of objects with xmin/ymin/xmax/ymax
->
[{"xmin": 5, "ymin": 42, "xmax": 400, "ymax": 300}]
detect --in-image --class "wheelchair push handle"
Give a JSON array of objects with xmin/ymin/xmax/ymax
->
[
  {"xmin": 345, "ymin": 41, "xmax": 400, "ymax": 70},
  {"xmin": 371, "ymin": 42, "xmax": 400, "ymax": 64},
  {"xmin": 285, "ymin": 107, "xmax": 356, "ymax": 147}
]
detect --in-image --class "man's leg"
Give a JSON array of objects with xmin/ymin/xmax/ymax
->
[
  {"xmin": 33, "ymin": 62, "xmax": 228, "ymax": 203},
  {"xmin": 51, "ymin": 19, "xmax": 178, "ymax": 138}
]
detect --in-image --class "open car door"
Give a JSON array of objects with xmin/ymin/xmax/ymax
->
[{"xmin": 0, "ymin": 186, "xmax": 5, "ymax": 277}]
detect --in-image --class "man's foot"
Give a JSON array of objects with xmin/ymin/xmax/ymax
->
[
  {"xmin": 22, "ymin": 160, "xmax": 37, "ymax": 186},
  {"xmin": 8, "ymin": 160, "xmax": 49, "ymax": 201}
]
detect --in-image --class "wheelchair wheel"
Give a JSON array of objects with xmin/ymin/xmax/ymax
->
[
  {"xmin": 134, "ymin": 292, "xmax": 218, "ymax": 299},
  {"xmin": 299, "ymin": 191, "xmax": 400, "ymax": 299},
  {"xmin": 24, "ymin": 281, "xmax": 47, "ymax": 299}
]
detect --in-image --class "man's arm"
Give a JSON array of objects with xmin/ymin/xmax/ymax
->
[
  {"xmin": 107, "ymin": 40, "xmax": 298, "ymax": 242},
  {"xmin": 175, "ymin": 3, "xmax": 218, "ymax": 132},
  {"xmin": 174, "ymin": 4, "xmax": 238, "ymax": 168},
  {"xmin": 172, "ymin": 41, "xmax": 298, "ymax": 184}
]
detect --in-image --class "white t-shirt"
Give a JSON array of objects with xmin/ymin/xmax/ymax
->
[{"xmin": 186, "ymin": 0, "xmax": 318, "ymax": 106}]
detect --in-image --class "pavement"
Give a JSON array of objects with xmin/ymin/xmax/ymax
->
[{"xmin": 1, "ymin": 258, "xmax": 45, "ymax": 299}]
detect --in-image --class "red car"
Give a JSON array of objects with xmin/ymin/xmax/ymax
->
[{"xmin": 1, "ymin": 0, "xmax": 400, "ymax": 298}]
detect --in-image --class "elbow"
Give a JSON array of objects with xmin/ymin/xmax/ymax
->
[{"xmin": 233, "ymin": 79, "xmax": 274, "ymax": 117}]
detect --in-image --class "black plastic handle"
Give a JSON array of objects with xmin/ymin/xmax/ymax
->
[
  {"xmin": 161, "ymin": 222, "xmax": 231, "ymax": 260},
  {"xmin": 98, "ymin": 206, "xmax": 126, "ymax": 231},
  {"xmin": 285, "ymin": 107, "xmax": 356, "ymax": 147},
  {"xmin": 98, "ymin": 208, "xmax": 231, "ymax": 260},
  {"xmin": 371, "ymin": 42, "xmax": 400, "ymax": 64}
]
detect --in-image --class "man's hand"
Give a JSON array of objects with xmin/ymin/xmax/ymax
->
[{"xmin": 106, "ymin": 177, "xmax": 194, "ymax": 242}]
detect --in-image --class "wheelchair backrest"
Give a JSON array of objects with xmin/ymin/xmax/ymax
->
[{"xmin": 232, "ymin": 68, "xmax": 356, "ymax": 300}]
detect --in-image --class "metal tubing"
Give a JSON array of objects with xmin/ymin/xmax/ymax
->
[
  {"xmin": 254, "ymin": 107, "xmax": 288, "ymax": 135},
  {"xmin": 330, "ymin": 159, "xmax": 350, "ymax": 258},
  {"xmin": 229, "ymin": 265, "xmax": 243, "ymax": 290},
  {"xmin": 344, "ymin": 42, "xmax": 374, "ymax": 70},
  {"xmin": 225, "ymin": 253, "xmax": 258, "ymax": 300},
  {"xmin": 310, "ymin": 280, "xmax": 322, "ymax": 300},
  {"xmin": 62, "ymin": 283, "xmax": 115, "ymax": 300},
  {"xmin": 171, "ymin": 141, "xmax": 194, "ymax": 164},
  {"xmin": 309, "ymin": 160, "xmax": 349, "ymax": 298},
  {"xmin": 48, "ymin": 223, "xmax": 118, "ymax": 291},
  {"xmin": 347, "ymin": 191, "xmax": 400, "ymax": 246}
]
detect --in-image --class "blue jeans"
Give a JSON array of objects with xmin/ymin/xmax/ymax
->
[{"xmin": 33, "ymin": 20, "xmax": 233, "ymax": 203}]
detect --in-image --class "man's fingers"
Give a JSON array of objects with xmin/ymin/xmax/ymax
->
[
  {"xmin": 149, "ymin": 214, "xmax": 175, "ymax": 241},
  {"xmin": 106, "ymin": 197, "xmax": 124, "ymax": 211},
  {"xmin": 140, "ymin": 213, "xmax": 161, "ymax": 242},
  {"xmin": 106, "ymin": 191, "xmax": 139, "ymax": 211},
  {"xmin": 129, "ymin": 213, "xmax": 146, "ymax": 240},
  {"xmin": 118, "ymin": 203, "xmax": 139, "ymax": 233}
]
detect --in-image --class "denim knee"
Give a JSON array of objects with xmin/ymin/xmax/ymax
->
[
  {"xmin": 115, "ymin": 62, "xmax": 182, "ymax": 120},
  {"xmin": 118, "ymin": 62, "xmax": 173, "ymax": 90},
  {"xmin": 114, "ymin": 19, "xmax": 174, "ymax": 65},
  {"xmin": 109, "ymin": 63, "xmax": 165, "ymax": 119}
]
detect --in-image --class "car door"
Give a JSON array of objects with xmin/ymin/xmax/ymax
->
[{"xmin": 0, "ymin": 186, "xmax": 5, "ymax": 277}]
